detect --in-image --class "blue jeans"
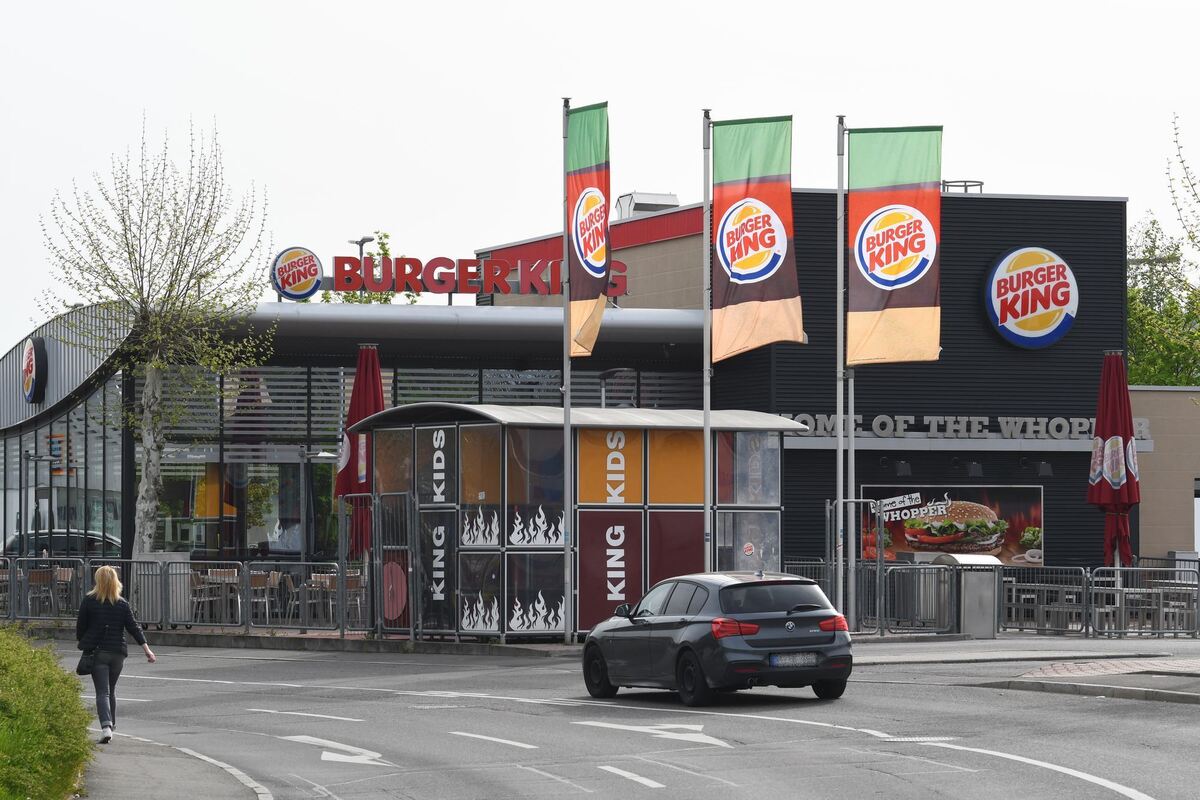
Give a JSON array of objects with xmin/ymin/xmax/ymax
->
[{"xmin": 90, "ymin": 651, "xmax": 125, "ymax": 729}]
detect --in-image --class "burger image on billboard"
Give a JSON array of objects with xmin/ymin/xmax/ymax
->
[
  {"xmin": 902, "ymin": 500, "xmax": 1009, "ymax": 555},
  {"xmin": 986, "ymin": 247, "xmax": 1078, "ymax": 348},
  {"xmin": 716, "ymin": 198, "xmax": 788, "ymax": 284},
  {"xmin": 272, "ymin": 247, "xmax": 323, "ymax": 301},
  {"xmin": 854, "ymin": 204, "xmax": 937, "ymax": 291}
]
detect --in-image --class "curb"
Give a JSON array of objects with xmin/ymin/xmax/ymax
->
[
  {"xmin": 26, "ymin": 626, "xmax": 568, "ymax": 659},
  {"xmin": 850, "ymin": 633, "xmax": 972, "ymax": 644},
  {"xmin": 977, "ymin": 678, "xmax": 1200, "ymax": 705},
  {"xmin": 858, "ymin": 651, "xmax": 1172, "ymax": 667}
]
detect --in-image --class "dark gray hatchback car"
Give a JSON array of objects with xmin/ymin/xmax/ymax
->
[{"xmin": 582, "ymin": 571, "xmax": 852, "ymax": 706}]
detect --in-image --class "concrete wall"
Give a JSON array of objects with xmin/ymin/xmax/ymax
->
[
  {"xmin": 493, "ymin": 234, "xmax": 703, "ymax": 310},
  {"xmin": 1131, "ymin": 387, "xmax": 1200, "ymax": 557}
]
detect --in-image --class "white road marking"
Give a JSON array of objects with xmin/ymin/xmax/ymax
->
[
  {"xmin": 635, "ymin": 755, "xmax": 740, "ymax": 787},
  {"xmin": 287, "ymin": 773, "xmax": 345, "ymax": 800},
  {"xmin": 449, "ymin": 731, "xmax": 538, "ymax": 749},
  {"xmin": 123, "ymin": 674, "xmax": 302, "ymax": 688},
  {"xmin": 922, "ymin": 742, "xmax": 1156, "ymax": 800},
  {"xmin": 282, "ymin": 735, "xmax": 396, "ymax": 767},
  {"xmin": 100, "ymin": 730, "xmax": 273, "ymax": 799},
  {"xmin": 842, "ymin": 746, "xmax": 979, "ymax": 774},
  {"xmin": 515, "ymin": 764, "xmax": 595, "ymax": 793},
  {"xmin": 247, "ymin": 708, "xmax": 364, "ymax": 722},
  {"xmin": 574, "ymin": 721, "xmax": 732, "ymax": 749},
  {"xmin": 82, "ymin": 694, "xmax": 150, "ymax": 702},
  {"xmin": 598, "ymin": 765, "xmax": 665, "ymax": 789}
]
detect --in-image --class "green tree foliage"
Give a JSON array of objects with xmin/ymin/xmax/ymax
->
[{"xmin": 1127, "ymin": 217, "xmax": 1200, "ymax": 385}]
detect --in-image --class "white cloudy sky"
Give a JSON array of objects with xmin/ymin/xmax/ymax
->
[{"xmin": 1, "ymin": 0, "xmax": 1195, "ymax": 346}]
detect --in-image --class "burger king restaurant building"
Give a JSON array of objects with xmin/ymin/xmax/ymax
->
[{"xmin": 3, "ymin": 187, "xmax": 1187, "ymax": 589}]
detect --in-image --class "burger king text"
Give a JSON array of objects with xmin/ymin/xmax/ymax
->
[{"xmin": 332, "ymin": 256, "xmax": 627, "ymax": 296}]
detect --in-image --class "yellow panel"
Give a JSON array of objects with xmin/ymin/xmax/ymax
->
[
  {"xmin": 648, "ymin": 429, "xmax": 703, "ymax": 505},
  {"xmin": 578, "ymin": 429, "xmax": 643, "ymax": 505}
]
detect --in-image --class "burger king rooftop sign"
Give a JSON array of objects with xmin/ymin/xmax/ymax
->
[{"xmin": 985, "ymin": 247, "xmax": 1079, "ymax": 349}]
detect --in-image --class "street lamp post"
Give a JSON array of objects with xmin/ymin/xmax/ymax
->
[
  {"xmin": 349, "ymin": 236, "xmax": 375, "ymax": 299},
  {"xmin": 22, "ymin": 452, "xmax": 54, "ymax": 558}
]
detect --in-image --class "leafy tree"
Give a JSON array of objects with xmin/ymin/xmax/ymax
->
[
  {"xmin": 1127, "ymin": 217, "xmax": 1200, "ymax": 385},
  {"xmin": 41, "ymin": 125, "xmax": 273, "ymax": 553}
]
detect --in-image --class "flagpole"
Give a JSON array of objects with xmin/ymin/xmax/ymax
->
[
  {"xmin": 835, "ymin": 115, "xmax": 847, "ymax": 615},
  {"xmin": 561, "ymin": 97, "xmax": 574, "ymax": 644},
  {"xmin": 702, "ymin": 109, "xmax": 713, "ymax": 573}
]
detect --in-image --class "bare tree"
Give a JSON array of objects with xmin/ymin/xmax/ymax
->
[{"xmin": 41, "ymin": 124, "xmax": 273, "ymax": 553}]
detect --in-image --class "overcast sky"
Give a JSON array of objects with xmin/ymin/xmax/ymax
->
[{"xmin": 1, "ymin": 0, "xmax": 1195, "ymax": 347}]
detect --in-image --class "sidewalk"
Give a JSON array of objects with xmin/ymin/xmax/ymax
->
[{"xmin": 83, "ymin": 731, "xmax": 263, "ymax": 799}]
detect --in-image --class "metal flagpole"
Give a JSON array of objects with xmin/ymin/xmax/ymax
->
[
  {"xmin": 835, "ymin": 115, "xmax": 846, "ymax": 613},
  {"xmin": 561, "ymin": 97, "xmax": 574, "ymax": 644},
  {"xmin": 847, "ymin": 366, "xmax": 857, "ymax": 629},
  {"xmin": 702, "ymin": 109, "xmax": 713, "ymax": 573}
]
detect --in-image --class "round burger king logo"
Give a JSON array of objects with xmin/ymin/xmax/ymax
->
[
  {"xmin": 716, "ymin": 198, "xmax": 788, "ymax": 284},
  {"xmin": 854, "ymin": 204, "xmax": 937, "ymax": 291},
  {"xmin": 572, "ymin": 187, "xmax": 608, "ymax": 278},
  {"xmin": 271, "ymin": 247, "xmax": 323, "ymax": 301},
  {"xmin": 21, "ymin": 339, "xmax": 37, "ymax": 402},
  {"xmin": 986, "ymin": 247, "xmax": 1079, "ymax": 349}
]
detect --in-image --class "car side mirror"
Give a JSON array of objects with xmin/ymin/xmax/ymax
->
[{"xmin": 613, "ymin": 604, "xmax": 631, "ymax": 618}]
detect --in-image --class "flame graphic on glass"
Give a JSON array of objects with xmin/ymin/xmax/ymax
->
[
  {"xmin": 508, "ymin": 505, "xmax": 565, "ymax": 546},
  {"xmin": 461, "ymin": 591, "xmax": 500, "ymax": 631},
  {"xmin": 461, "ymin": 509, "xmax": 501, "ymax": 546},
  {"xmin": 508, "ymin": 590, "xmax": 564, "ymax": 631}
]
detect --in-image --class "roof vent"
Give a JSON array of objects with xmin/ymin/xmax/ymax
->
[
  {"xmin": 942, "ymin": 180, "xmax": 984, "ymax": 194},
  {"xmin": 615, "ymin": 191, "xmax": 680, "ymax": 220}
]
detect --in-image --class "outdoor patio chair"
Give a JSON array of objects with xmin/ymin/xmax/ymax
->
[
  {"xmin": 189, "ymin": 570, "xmax": 220, "ymax": 623},
  {"xmin": 26, "ymin": 568, "xmax": 54, "ymax": 616},
  {"xmin": 248, "ymin": 571, "xmax": 272, "ymax": 625},
  {"xmin": 282, "ymin": 573, "xmax": 324, "ymax": 626}
]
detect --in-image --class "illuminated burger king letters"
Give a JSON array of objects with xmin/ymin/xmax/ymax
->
[
  {"xmin": 573, "ymin": 187, "xmax": 608, "ymax": 278},
  {"xmin": 855, "ymin": 204, "xmax": 937, "ymax": 291},
  {"xmin": 986, "ymin": 247, "xmax": 1079, "ymax": 348},
  {"xmin": 271, "ymin": 247, "xmax": 323, "ymax": 301},
  {"xmin": 716, "ymin": 198, "xmax": 788, "ymax": 284}
]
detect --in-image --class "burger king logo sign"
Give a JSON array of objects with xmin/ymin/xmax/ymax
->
[
  {"xmin": 20, "ymin": 337, "xmax": 47, "ymax": 404},
  {"xmin": 854, "ymin": 204, "xmax": 937, "ymax": 291},
  {"xmin": 716, "ymin": 198, "xmax": 788, "ymax": 284},
  {"xmin": 572, "ymin": 187, "xmax": 608, "ymax": 278},
  {"xmin": 271, "ymin": 247, "xmax": 323, "ymax": 301},
  {"xmin": 986, "ymin": 247, "xmax": 1079, "ymax": 349}
]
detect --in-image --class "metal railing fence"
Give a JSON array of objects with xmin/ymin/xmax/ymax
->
[
  {"xmin": 782, "ymin": 559, "xmax": 830, "ymax": 596},
  {"xmin": 13, "ymin": 558, "xmax": 86, "ymax": 620},
  {"xmin": 164, "ymin": 561, "xmax": 245, "ymax": 628},
  {"xmin": 245, "ymin": 561, "xmax": 341, "ymax": 630},
  {"xmin": 87, "ymin": 560, "xmax": 165, "ymax": 628},
  {"xmin": 0, "ymin": 557, "xmax": 9, "ymax": 619},
  {"xmin": 1090, "ymin": 567, "xmax": 1200, "ymax": 638},
  {"xmin": 884, "ymin": 565, "xmax": 957, "ymax": 633},
  {"xmin": 999, "ymin": 566, "xmax": 1089, "ymax": 635}
]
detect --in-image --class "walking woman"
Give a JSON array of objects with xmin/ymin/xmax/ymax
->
[{"xmin": 76, "ymin": 565, "xmax": 156, "ymax": 743}]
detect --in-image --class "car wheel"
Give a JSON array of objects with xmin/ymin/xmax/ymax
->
[
  {"xmin": 583, "ymin": 647, "xmax": 618, "ymax": 699},
  {"xmin": 676, "ymin": 651, "xmax": 715, "ymax": 707},
  {"xmin": 813, "ymin": 679, "xmax": 847, "ymax": 700}
]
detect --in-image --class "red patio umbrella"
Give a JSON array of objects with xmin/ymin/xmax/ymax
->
[
  {"xmin": 1087, "ymin": 351, "xmax": 1140, "ymax": 566},
  {"xmin": 336, "ymin": 344, "xmax": 385, "ymax": 558}
]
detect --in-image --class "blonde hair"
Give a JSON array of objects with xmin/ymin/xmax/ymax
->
[{"xmin": 88, "ymin": 565, "xmax": 122, "ymax": 604}]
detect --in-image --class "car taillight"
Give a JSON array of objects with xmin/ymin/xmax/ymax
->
[
  {"xmin": 819, "ymin": 615, "xmax": 849, "ymax": 632},
  {"xmin": 711, "ymin": 618, "xmax": 760, "ymax": 639}
]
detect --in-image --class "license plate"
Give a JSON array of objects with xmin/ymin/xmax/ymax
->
[{"xmin": 770, "ymin": 652, "xmax": 817, "ymax": 668}]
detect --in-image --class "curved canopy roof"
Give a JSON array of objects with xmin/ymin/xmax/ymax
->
[{"xmin": 350, "ymin": 402, "xmax": 808, "ymax": 433}]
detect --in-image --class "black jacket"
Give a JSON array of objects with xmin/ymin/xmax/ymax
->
[{"xmin": 76, "ymin": 596, "xmax": 147, "ymax": 656}]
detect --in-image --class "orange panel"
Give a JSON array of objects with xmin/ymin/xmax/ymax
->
[
  {"xmin": 648, "ymin": 429, "xmax": 704, "ymax": 505},
  {"xmin": 577, "ymin": 429, "xmax": 643, "ymax": 505}
]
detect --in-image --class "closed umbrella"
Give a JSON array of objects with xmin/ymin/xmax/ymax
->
[
  {"xmin": 336, "ymin": 345, "xmax": 385, "ymax": 558},
  {"xmin": 1087, "ymin": 351, "xmax": 1140, "ymax": 566}
]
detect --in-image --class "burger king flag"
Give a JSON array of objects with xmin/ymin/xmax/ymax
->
[
  {"xmin": 565, "ymin": 102, "xmax": 611, "ymax": 357},
  {"xmin": 710, "ymin": 116, "xmax": 806, "ymax": 362},
  {"xmin": 847, "ymin": 126, "xmax": 943, "ymax": 365}
]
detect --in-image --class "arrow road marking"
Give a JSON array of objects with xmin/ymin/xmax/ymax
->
[
  {"xmin": 598, "ymin": 765, "xmax": 665, "ymax": 789},
  {"xmin": 449, "ymin": 731, "xmax": 538, "ymax": 749},
  {"xmin": 281, "ymin": 735, "xmax": 396, "ymax": 767},
  {"xmin": 573, "ymin": 721, "xmax": 732, "ymax": 749}
]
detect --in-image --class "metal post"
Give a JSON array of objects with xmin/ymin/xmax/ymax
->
[
  {"xmin": 847, "ymin": 367, "xmax": 856, "ymax": 629},
  {"xmin": 337, "ymin": 496, "xmax": 347, "ymax": 638},
  {"xmin": 561, "ymin": 97, "xmax": 574, "ymax": 644},
  {"xmin": 702, "ymin": 108, "xmax": 713, "ymax": 573},
  {"xmin": 875, "ymin": 502, "xmax": 885, "ymax": 637},
  {"xmin": 835, "ymin": 115, "xmax": 846, "ymax": 613}
]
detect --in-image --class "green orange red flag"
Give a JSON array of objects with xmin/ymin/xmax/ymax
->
[
  {"xmin": 566, "ymin": 102, "xmax": 610, "ymax": 358},
  {"xmin": 710, "ymin": 116, "xmax": 806, "ymax": 362}
]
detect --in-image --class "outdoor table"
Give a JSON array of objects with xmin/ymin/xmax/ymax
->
[{"xmin": 203, "ymin": 569, "xmax": 242, "ymax": 623}]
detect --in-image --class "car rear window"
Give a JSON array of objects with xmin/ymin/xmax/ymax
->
[{"xmin": 720, "ymin": 582, "xmax": 830, "ymax": 614}]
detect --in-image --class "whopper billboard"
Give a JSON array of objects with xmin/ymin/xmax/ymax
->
[{"xmin": 859, "ymin": 485, "xmax": 1045, "ymax": 565}]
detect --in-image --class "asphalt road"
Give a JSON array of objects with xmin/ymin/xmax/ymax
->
[{"xmin": 63, "ymin": 643, "xmax": 1196, "ymax": 800}]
